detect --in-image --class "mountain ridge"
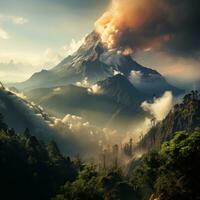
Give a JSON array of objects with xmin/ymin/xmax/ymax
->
[
  {"xmin": 24, "ymin": 75, "xmax": 146, "ymax": 130},
  {"xmin": 14, "ymin": 32, "xmax": 182, "ymax": 96},
  {"xmin": 97, "ymin": 74, "xmax": 145, "ymax": 107}
]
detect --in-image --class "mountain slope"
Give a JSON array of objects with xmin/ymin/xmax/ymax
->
[
  {"xmin": 97, "ymin": 74, "xmax": 145, "ymax": 107},
  {"xmin": 0, "ymin": 88, "xmax": 56, "ymax": 138},
  {"xmin": 15, "ymin": 32, "xmax": 182, "ymax": 95},
  {"xmin": 0, "ymin": 87, "xmax": 110, "ymax": 156},
  {"xmin": 137, "ymin": 91, "xmax": 200, "ymax": 152},
  {"xmin": 25, "ymin": 76, "xmax": 146, "ymax": 129}
]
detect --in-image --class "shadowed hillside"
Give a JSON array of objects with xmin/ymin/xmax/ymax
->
[
  {"xmin": 24, "ymin": 75, "xmax": 147, "ymax": 130},
  {"xmin": 137, "ymin": 91, "xmax": 200, "ymax": 152}
]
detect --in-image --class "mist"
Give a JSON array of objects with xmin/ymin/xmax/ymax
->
[{"xmin": 141, "ymin": 91, "xmax": 173, "ymax": 122}]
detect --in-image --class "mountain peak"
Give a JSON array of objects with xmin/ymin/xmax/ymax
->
[
  {"xmin": 98, "ymin": 74, "xmax": 135, "ymax": 90},
  {"xmin": 15, "ymin": 32, "xmax": 182, "ymax": 96},
  {"xmin": 98, "ymin": 75, "xmax": 145, "ymax": 107}
]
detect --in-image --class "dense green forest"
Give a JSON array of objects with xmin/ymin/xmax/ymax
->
[
  {"xmin": 0, "ymin": 92, "xmax": 200, "ymax": 200},
  {"xmin": 0, "ymin": 114, "xmax": 77, "ymax": 200},
  {"xmin": 51, "ymin": 130, "xmax": 200, "ymax": 200}
]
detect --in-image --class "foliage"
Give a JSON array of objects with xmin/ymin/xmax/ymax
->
[
  {"xmin": 131, "ymin": 131, "xmax": 200, "ymax": 200},
  {"xmin": 156, "ymin": 131, "xmax": 200, "ymax": 200},
  {"xmin": 1, "ymin": 91, "xmax": 200, "ymax": 200},
  {"xmin": 0, "ymin": 113, "xmax": 8, "ymax": 131},
  {"xmin": 53, "ymin": 163, "xmax": 104, "ymax": 200},
  {"xmin": 0, "ymin": 114, "xmax": 139, "ymax": 200},
  {"xmin": 0, "ymin": 115, "xmax": 77, "ymax": 200},
  {"xmin": 53, "ymin": 166, "xmax": 139, "ymax": 200}
]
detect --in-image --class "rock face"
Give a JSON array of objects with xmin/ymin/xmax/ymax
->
[
  {"xmin": 137, "ymin": 91, "xmax": 200, "ymax": 152},
  {"xmin": 16, "ymin": 32, "xmax": 182, "ymax": 96}
]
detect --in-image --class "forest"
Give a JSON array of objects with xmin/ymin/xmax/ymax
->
[
  {"xmin": 1, "ymin": 0, "xmax": 200, "ymax": 199},
  {"xmin": 0, "ymin": 92, "xmax": 200, "ymax": 200}
]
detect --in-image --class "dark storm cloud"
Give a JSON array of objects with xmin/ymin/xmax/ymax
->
[{"xmin": 162, "ymin": 0, "xmax": 200, "ymax": 57}]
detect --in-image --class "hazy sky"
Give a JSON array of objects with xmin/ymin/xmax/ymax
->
[
  {"xmin": 0, "ymin": 0, "xmax": 108, "ymax": 82},
  {"xmin": 0, "ymin": 0, "xmax": 200, "ymax": 85}
]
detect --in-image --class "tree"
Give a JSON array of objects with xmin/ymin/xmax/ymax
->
[
  {"xmin": 53, "ymin": 163, "xmax": 104, "ymax": 200},
  {"xmin": 0, "ymin": 113, "xmax": 8, "ymax": 131},
  {"xmin": 0, "ymin": 125, "xmax": 77, "ymax": 200},
  {"xmin": 131, "ymin": 131, "xmax": 200, "ymax": 200}
]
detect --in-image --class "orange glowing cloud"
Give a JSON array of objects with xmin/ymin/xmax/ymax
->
[
  {"xmin": 95, "ymin": 0, "xmax": 170, "ymax": 50},
  {"xmin": 95, "ymin": 0, "xmax": 200, "ymax": 57}
]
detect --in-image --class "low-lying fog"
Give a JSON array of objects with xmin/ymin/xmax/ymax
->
[{"xmin": 0, "ymin": 87, "xmax": 176, "ymax": 165}]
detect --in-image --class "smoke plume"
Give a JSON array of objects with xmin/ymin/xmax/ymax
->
[{"xmin": 95, "ymin": 0, "xmax": 200, "ymax": 57}]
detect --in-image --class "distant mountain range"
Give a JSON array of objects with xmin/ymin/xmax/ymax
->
[{"xmin": 24, "ymin": 74, "xmax": 146, "ymax": 130}]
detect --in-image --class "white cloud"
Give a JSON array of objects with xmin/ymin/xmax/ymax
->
[
  {"xmin": 113, "ymin": 70, "xmax": 124, "ymax": 76},
  {"xmin": 0, "ymin": 14, "xmax": 28, "ymax": 25},
  {"xmin": 0, "ymin": 27, "xmax": 9, "ymax": 39},
  {"xmin": 43, "ymin": 48, "xmax": 62, "ymax": 66},
  {"xmin": 42, "ymin": 35, "xmax": 87, "ymax": 68},
  {"xmin": 0, "ymin": 14, "xmax": 28, "ymax": 40},
  {"xmin": 7, "ymin": 88, "xmax": 27, "ymax": 100},
  {"xmin": 62, "ymin": 114, "xmax": 84, "ymax": 129},
  {"xmin": 123, "ymin": 91, "xmax": 173, "ymax": 144},
  {"xmin": 141, "ymin": 91, "xmax": 173, "ymax": 121},
  {"xmin": 53, "ymin": 87, "xmax": 61, "ymax": 92},
  {"xmin": 10, "ymin": 16, "xmax": 28, "ymax": 25},
  {"xmin": 144, "ymin": 47, "xmax": 152, "ymax": 52},
  {"xmin": 76, "ymin": 78, "xmax": 102, "ymax": 94},
  {"xmin": 76, "ymin": 77, "xmax": 90, "ymax": 88},
  {"xmin": 63, "ymin": 35, "xmax": 86, "ymax": 56},
  {"xmin": 88, "ymin": 84, "xmax": 102, "ymax": 94},
  {"xmin": 0, "ymin": 34, "xmax": 87, "ymax": 82},
  {"xmin": 130, "ymin": 70, "xmax": 143, "ymax": 78},
  {"xmin": 129, "ymin": 70, "xmax": 143, "ymax": 85}
]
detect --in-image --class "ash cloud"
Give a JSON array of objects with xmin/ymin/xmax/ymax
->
[{"xmin": 95, "ymin": 0, "xmax": 200, "ymax": 58}]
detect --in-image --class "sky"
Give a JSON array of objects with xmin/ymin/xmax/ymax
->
[
  {"xmin": 0, "ymin": 0, "xmax": 200, "ymax": 86},
  {"xmin": 0, "ymin": 0, "xmax": 108, "ymax": 82}
]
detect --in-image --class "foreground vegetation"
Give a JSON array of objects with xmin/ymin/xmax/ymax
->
[
  {"xmin": 51, "ymin": 130, "xmax": 200, "ymax": 200},
  {"xmin": 0, "ymin": 114, "xmax": 77, "ymax": 200},
  {"xmin": 131, "ymin": 130, "xmax": 200, "ymax": 200},
  {"xmin": 0, "ymin": 92, "xmax": 200, "ymax": 200}
]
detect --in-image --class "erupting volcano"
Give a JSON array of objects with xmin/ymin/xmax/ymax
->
[
  {"xmin": 16, "ymin": 31, "xmax": 181, "ymax": 95},
  {"xmin": 15, "ymin": 0, "xmax": 200, "ymax": 95},
  {"xmin": 95, "ymin": 0, "xmax": 200, "ymax": 57}
]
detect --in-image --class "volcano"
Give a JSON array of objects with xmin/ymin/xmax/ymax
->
[{"xmin": 16, "ymin": 31, "xmax": 182, "ymax": 96}]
